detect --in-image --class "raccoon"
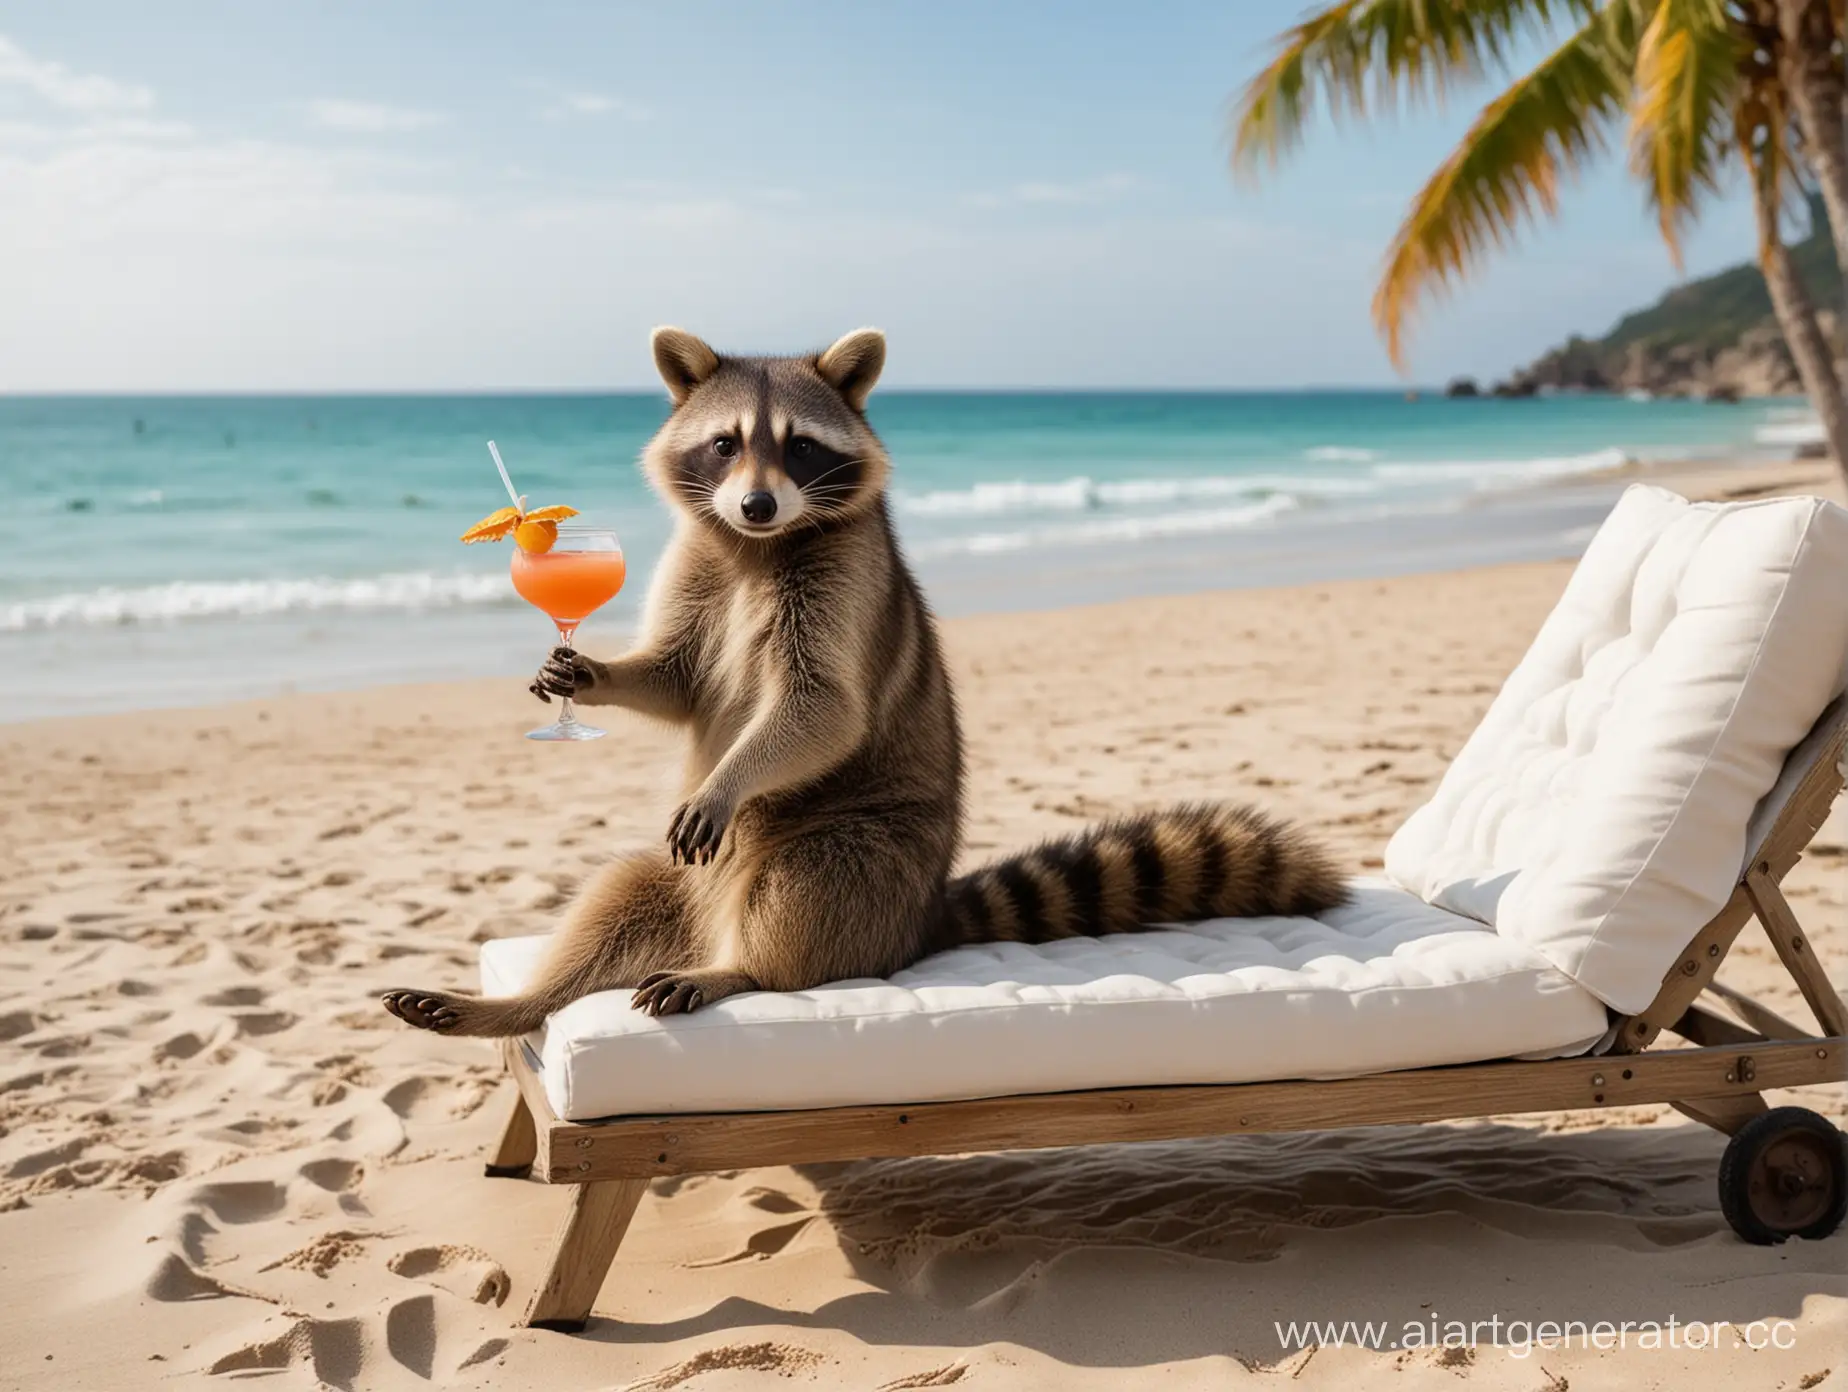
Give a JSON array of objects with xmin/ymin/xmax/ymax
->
[{"xmin": 381, "ymin": 328, "xmax": 1346, "ymax": 1037}]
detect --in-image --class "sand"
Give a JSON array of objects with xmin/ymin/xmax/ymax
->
[{"xmin": 2, "ymin": 469, "xmax": 1844, "ymax": 1391}]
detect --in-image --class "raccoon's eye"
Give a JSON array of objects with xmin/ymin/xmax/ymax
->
[
  {"xmin": 789, "ymin": 437, "xmax": 816, "ymax": 460},
  {"xmin": 711, "ymin": 436, "xmax": 738, "ymax": 458}
]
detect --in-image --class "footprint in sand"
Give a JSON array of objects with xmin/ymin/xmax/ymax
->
[
  {"xmin": 380, "ymin": 1075, "xmax": 495, "ymax": 1122},
  {"xmin": 0, "ymin": 1009, "xmax": 40, "ymax": 1042},
  {"xmin": 232, "ymin": 1010, "xmax": 298, "ymax": 1037},
  {"xmin": 201, "ymin": 985, "xmax": 265, "ymax": 1007},
  {"xmin": 299, "ymin": 1157, "xmax": 364, "ymax": 1193},
  {"xmin": 326, "ymin": 1112, "xmax": 409, "ymax": 1160},
  {"xmin": 192, "ymin": 1179, "xmax": 289, "ymax": 1225},
  {"xmin": 386, "ymin": 1245, "xmax": 511, "ymax": 1306},
  {"xmin": 144, "ymin": 1250, "xmax": 262, "ymax": 1304},
  {"xmin": 5, "ymin": 1136, "xmax": 92, "ymax": 1180},
  {"xmin": 382, "ymin": 1293, "xmax": 514, "ymax": 1380},
  {"xmin": 1, "ymin": 1066, "xmax": 76, "ymax": 1096},
  {"xmin": 385, "ymin": 1293, "xmax": 440, "ymax": 1378},
  {"xmin": 741, "ymin": 1185, "xmax": 808, "ymax": 1215},
  {"xmin": 456, "ymin": 1337, "xmax": 509, "ymax": 1372},
  {"xmin": 332, "ymin": 1010, "xmax": 394, "ymax": 1031},
  {"xmin": 25, "ymin": 1031, "xmax": 90, "ymax": 1059},
  {"xmin": 153, "ymin": 1030, "xmax": 210, "ymax": 1062},
  {"xmin": 207, "ymin": 1315, "xmax": 364, "ymax": 1386}
]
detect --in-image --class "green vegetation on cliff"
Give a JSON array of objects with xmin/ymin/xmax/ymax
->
[
  {"xmin": 1492, "ymin": 198, "xmax": 1842, "ymax": 397},
  {"xmin": 1601, "ymin": 204, "xmax": 1841, "ymax": 357}
]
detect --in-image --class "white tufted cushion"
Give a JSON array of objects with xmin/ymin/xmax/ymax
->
[
  {"xmin": 479, "ymin": 881, "xmax": 1608, "ymax": 1121},
  {"xmin": 1387, "ymin": 485, "xmax": 1848, "ymax": 1013}
]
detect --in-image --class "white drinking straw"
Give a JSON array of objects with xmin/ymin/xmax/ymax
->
[{"xmin": 486, "ymin": 440, "xmax": 523, "ymax": 510}]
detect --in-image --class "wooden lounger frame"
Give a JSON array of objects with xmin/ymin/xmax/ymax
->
[{"xmin": 485, "ymin": 701, "xmax": 1848, "ymax": 1332}]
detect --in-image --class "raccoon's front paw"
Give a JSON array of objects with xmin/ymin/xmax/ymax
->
[
  {"xmin": 530, "ymin": 645, "xmax": 597, "ymax": 704},
  {"xmin": 667, "ymin": 794, "xmax": 732, "ymax": 866}
]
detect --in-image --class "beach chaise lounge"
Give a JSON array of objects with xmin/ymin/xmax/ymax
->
[{"xmin": 474, "ymin": 484, "xmax": 1848, "ymax": 1333}]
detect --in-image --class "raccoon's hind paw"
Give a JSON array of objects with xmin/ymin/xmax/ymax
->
[
  {"xmin": 381, "ymin": 989, "xmax": 464, "ymax": 1032},
  {"xmin": 667, "ymin": 795, "xmax": 731, "ymax": 866},
  {"xmin": 631, "ymin": 968, "xmax": 756, "ymax": 1016}
]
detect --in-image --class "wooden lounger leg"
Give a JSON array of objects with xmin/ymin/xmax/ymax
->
[
  {"xmin": 524, "ymin": 1179, "xmax": 649, "ymax": 1333},
  {"xmin": 1744, "ymin": 869, "xmax": 1848, "ymax": 1037},
  {"xmin": 1673, "ymin": 1094, "xmax": 1769, "ymax": 1136},
  {"xmin": 485, "ymin": 1088, "xmax": 538, "ymax": 1179}
]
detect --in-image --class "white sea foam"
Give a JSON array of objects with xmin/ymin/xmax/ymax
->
[
  {"xmin": 1371, "ymin": 446, "xmax": 1631, "ymax": 488},
  {"xmin": 1754, "ymin": 416, "xmax": 1824, "ymax": 447},
  {"xmin": 897, "ymin": 472, "xmax": 1374, "ymax": 517},
  {"xmin": 2, "ymin": 570, "xmax": 513, "ymax": 631},
  {"xmin": 895, "ymin": 449, "xmax": 1631, "ymax": 520},
  {"xmin": 911, "ymin": 493, "xmax": 1299, "ymax": 558}
]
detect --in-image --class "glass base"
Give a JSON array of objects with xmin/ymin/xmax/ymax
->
[{"xmin": 526, "ymin": 715, "xmax": 606, "ymax": 742}]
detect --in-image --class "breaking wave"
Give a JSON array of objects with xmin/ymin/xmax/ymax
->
[
  {"xmin": 1754, "ymin": 416, "xmax": 1824, "ymax": 448},
  {"xmin": 1371, "ymin": 446, "xmax": 1632, "ymax": 488},
  {"xmin": 896, "ymin": 472, "xmax": 1375, "ymax": 517},
  {"xmin": 911, "ymin": 493, "xmax": 1300, "ymax": 557},
  {"xmin": 2, "ymin": 571, "xmax": 513, "ymax": 631}
]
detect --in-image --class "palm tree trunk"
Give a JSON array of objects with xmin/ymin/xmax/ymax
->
[
  {"xmin": 1776, "ymin": 1, "xmax": 1848, "ymax": 273},
  {"xmin": 1757, "ymin": 172, "xmax": 1848, "ymax": 487}
]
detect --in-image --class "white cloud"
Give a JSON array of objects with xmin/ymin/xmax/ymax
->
[
  {"xmin": 0, "ymin": 33, "xmax": 155, "ymax": 112},
  {"xmin": 967, "ymin": 172, "xmax": 1141, "ymax": 210},
  {"xmin": 540, "ymin": 91, "xmax": 651, "ymax": 121},
  {"xmin": 305, "ymin": 99, "xmax": 447, "ymax": 134},
  {"xmin": 0, "ymin": 44, "xmax": 1464, "ymax": 389},
  {"xmin": 0, "ymin": 115, "xmax": 193, "ymax": 147}
]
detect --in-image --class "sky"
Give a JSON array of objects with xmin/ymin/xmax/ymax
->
[{"xmin": 0, "ymin": 1, "xmax": 1778, "ymax": 392}]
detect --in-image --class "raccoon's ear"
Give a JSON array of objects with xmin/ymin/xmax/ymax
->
[
  {"xmin": 815, "ymin": 328, "xmax": 886, "ymax": 412},
  {"xmin": 651, "ymin": 327, "xmax": 721, "ymax": 406}
]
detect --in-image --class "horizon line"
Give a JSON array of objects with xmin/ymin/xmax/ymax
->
[{"xmin": 0, "ymin": 383, "xmax": 1469, "ymax": 400}]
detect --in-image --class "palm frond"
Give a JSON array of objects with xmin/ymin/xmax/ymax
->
[
  {"xmin": 1370, "ymin": 1, "xmax": 1642, "ymax": 369},
  {"xmin": 1230, "ymin": 0, "xmax": 1603, "ymax": 176},
  {"xmin": 1628, "ymin": 0, "xmax": 1739, "ymax": 266}
]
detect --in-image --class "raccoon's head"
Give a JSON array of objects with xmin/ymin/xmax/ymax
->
[{"xmin": 641, "ymin": 327, "xmax": 892, "ymax": 540}]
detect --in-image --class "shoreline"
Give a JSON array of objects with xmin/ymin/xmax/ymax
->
[{"xmin": 3, "ymin": 451, "xmax": 1835, "ymax": 727}]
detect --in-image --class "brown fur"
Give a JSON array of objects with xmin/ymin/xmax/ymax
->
[{"xmin": 381, "ymin": 329, "xmax": 1347, "ymax": 1038}]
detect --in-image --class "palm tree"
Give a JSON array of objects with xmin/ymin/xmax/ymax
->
[
  {"xmin": 1230, "ymin": 0, "xmax": 1848, "ymax": 485},
  {"xmin": 1631, "ymin": 0, "xmax": 1848, "ymax": 473},
  {"xmin": 1774, "ymin": 0, "xmax": 1848, "ymax": 274}
]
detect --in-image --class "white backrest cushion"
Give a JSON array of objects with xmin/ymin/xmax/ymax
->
[{"xmin": 1386, "ymin": 485, "xmax": 1848, "ymax": 1013}]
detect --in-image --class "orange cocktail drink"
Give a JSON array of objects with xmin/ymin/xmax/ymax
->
[
  {"xmin": 460, "ymin": 444, "xmax": 623, "ymax": 742},
  {"xmin": 511, "ymin": 544, "xmax": 627, "ymax": 626},
  {"xmin": 509, "ymin": 525, "xmax": 624, "ymax": 742}
]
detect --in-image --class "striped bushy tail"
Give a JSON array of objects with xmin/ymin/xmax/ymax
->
[{"xmin": 935, "ymin": 802, "xmax": 1348, "ymax": 948}]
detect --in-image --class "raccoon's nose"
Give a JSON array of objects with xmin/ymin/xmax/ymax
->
[{"xmin": 740, "ymin": 491, "xmax": 778, "ymax": 525}]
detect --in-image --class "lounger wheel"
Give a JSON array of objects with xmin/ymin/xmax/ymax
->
[{"xmin": 1718, "ymin": 1107, "xmax": 1848, "ymax": 1244}]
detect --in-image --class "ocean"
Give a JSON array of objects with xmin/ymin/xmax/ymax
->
[{"xmin": 0, "ymin": 391, "xmax": 1817, "ymax": 722}]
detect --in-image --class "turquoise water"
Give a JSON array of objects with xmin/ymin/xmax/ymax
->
[{"xmin": 0, "ymin": 391, "xmax": 1814, "ymax": 719}]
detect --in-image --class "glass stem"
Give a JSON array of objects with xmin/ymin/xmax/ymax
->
[{"xmin": 555, "ymin": 622, "xmax": 579, "ymax": 727}]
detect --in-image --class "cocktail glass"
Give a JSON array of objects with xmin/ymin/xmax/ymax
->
[{"xmin": 510, "ymin": 525, "xmax": 626, "ymax": 741}]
